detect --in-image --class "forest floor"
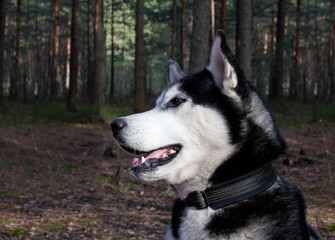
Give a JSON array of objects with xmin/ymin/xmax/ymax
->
[{"xmin": 0, "ymin": 121, "xmax": 334, "ymax": 239}]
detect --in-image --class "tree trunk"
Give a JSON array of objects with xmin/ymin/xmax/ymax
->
[
  {"xmin": 87, "ymin": 0, "xmax": 93, "ymax": 102},
  {"xmin": 134, "ymin": 0, "xmax": 145, "ymax": 112},
  {"xmin": 110, "ymin": 0, "xmax": 115, "ymax": 99},
  {"xmin": 34, "ymin": 0, "xmax": 42, "ymax": 100},
  {"xmin": 269, "ymin": 0, "xmax": 275, "ymax": 88},
  {"xmin": 65, "ymin": 19, "xmax": 71, "ymax": 93},
  {"xmin": 92, "ymin": 0, "xmax": 106, "ymax": 115},
  {"xmin": 11, "ymin": 0, "xmax": 22, "ymax": 99},
  {"xmin": 269, "ymin": 0, "xmax": 286, "ymax": 99},
  {"xmin": 314, "ymin": 0, "xmax": 322, "ymax": 99},
  {"xmin": 179, "ymin": 0, "xmax": 186, "ymax": 70},
  {"xmin": 171, "ymin": 0, "xmax": 177, "ymax": 59},
  {"xmin": 236, "ymin": 0, "xmax": 252, "ymax": 83},
  {"xmin": 44, "ymin": 4, "xmax": 53, "ymax": 100},
  {"xmin": 68, "ymin": 0, "xmax": 79, "ymax": 112},
  {"xmin": 211, "ymin": 0, "xmax": 215, "ymax": 41},
  {"xmin": 0, "ymin": 0, "xmax": 6, "ymax": 98},
  {"xmin": 289, "ymin": 0, "xmax": 301, "ymax": 99},
  {"xmin": 189, "ymin": 0, "xmax": 210, "ymax": 73},
  {"xmin": 330, "ymin": 2, "xmax": 335, "ymax": 100},
  {"xmin": 51, "ymin": 0, "xmax": 61, "ymax": 101},
  {"xmin": 221, "ymin": 0, "xmax": 227, "ymax": 31}
]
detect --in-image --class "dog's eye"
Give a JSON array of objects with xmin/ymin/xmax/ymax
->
[{"xmin": 167, "ymin": 97, "xmax": 186, "ymax": 108}]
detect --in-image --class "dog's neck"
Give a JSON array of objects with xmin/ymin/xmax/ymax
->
[
  {"xmin": 173, "ymin": 178, "xmax": 208, "ymax": 199},
  {"xmin": 171, "ymin": 158, "xmax": 276, "ymax": 200},
  {"xmin": 171, "ymin": 119, "xmax": 285, "ymax": 199},
  {"xmin": 172, "ymin": 147, "xmax": 237, "ymax": 199},
  {"xmin": 184, "ymin": 163, "xmax": 277, "ymax": 210},
  {"xmin": 172, "ymin": 163, "xmax": 276, "ymax": 200}
]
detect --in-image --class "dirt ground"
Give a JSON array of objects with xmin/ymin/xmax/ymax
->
[{"xmin": 0, "ymin": 121, "xmax": 334, "ymax": 239}]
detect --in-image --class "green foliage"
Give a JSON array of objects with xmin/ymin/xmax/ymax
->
[
  {"xmin": 326, "ymin": 223, "xmax": 335, "ymax": 232},
  {"xmin": 0, "ymin": 217, "xmax": 16, "ymax": 224},
  {"xmin": 0, "ymin": 189, "xmax": 21, "ymax": 197},
  {"xmin": 8, "ymin": 227, "xmax": 26, "ymax": 237},
  {"xmin": 2, "ymin": 99, "xmax": 334, "ymax": 129},
  {"xmin": 317, "ymin": 174, "xmax": 331, "ymax": 179},
  {"xmin": 79, "ymin": 219, "xmax": 96, "ymax": 228},
  {"xmin": 161, "ymin": 219, "xmax": 170, "ymax": 225},
  {"xmin": 269, "ymin": 101, "xmax": 335, "ymax": 127},
  {"xmin": 4, "ymin": 160, "xmax": 18, "ymax": 169},
  {"xmin": 307, "ymin": 199, "xmax": 322, "ymax": 205},
  {"xmin": 309, "ymin": 211, "xmax": 333, "ymax": 220},
  {"xmin": 308, "ymin": 184, "xmax": 335, "ymax": 194},
  {"xmin": 98, "ymin": 175, "xmax": 112, "ymax": 183},
  {"xmin": 124, "ymin": 182, "xmax": 137, "ymax": 191},
  {"xmin": 25, "ymin": 167, "xmax": 39, "ymax": 176},
  {"xmin": 0, "ymin": 101, "xmax": 93, "ymax": 126},
  {"xmin": 62, "ymin": 162, "xmax": 79, "ymax": 171},
  {"xmin": 101, "ymin": 103, "xmax": 133, "ymax": 123},
  {"xmin": 0, "ymin": 101, "xmax": 134, "ymax": 127},
  {"xmin": 42, "ymin": 223, "xmax": 65, "ymax": 232}
]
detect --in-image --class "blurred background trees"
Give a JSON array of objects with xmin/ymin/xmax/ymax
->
[{"xmin": 0, "ymin": 0, "xmax": 334, "ymax": 114}]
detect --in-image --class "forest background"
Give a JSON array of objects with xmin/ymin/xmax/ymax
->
[
  {"xmin": 0, "ymin": 0, "xmax": 335, "ymax": 239},
  {"xmin": 0, "ymin": 0, "xmax": 334, "ymax": 119}
]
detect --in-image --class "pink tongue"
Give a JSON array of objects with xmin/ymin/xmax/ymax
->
[
  {"xmin": 145, "ymin": 147, "xmax": 172, "ymax": 160},
  {"xmin": 131, "ymin": 147, "xmax": 172, "ymax": 167},
  {"xmin": 132, "ymin": 158, "xmax": 141, "ymax": 167}
]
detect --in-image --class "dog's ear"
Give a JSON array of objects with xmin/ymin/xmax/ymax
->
[
  {"xmin": 167, "ymin": 60, "xmax": 185, "ymax": 84},
  {"xmin": 208, "ymin": 30, "xmax": 239, "ymax": 93}
]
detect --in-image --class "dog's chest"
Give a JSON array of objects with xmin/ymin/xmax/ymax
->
[
  {"xmin": 165, "ymin": 206, "xmax": 272, "ymax": 240},
  {"xmin": 165, "ymin": 207, "xmax": 215, "ymax": 240}
]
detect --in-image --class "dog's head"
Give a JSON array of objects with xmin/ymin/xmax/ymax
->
[{"xmin": 111, "ymin": 30, "xmax": 285, "ymax": 192}]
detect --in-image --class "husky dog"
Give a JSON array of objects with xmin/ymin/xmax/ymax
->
[{"xmin": 111, "ymin": 30, "xmax": 322, "ymax": 240}]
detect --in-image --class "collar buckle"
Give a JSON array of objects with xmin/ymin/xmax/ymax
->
[{"xmin": 186, "ymin": 191, "xmax": 209, "ymax": 210}]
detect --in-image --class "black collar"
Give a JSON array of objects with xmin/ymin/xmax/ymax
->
[{"xmin": 185, "ymin": 163, "xmax": 277, "ymax": 210}]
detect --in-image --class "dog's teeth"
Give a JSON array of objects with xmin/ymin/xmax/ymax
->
[
  {"xmin": 170, "ymin": 149, "xmax": 176, "ymax": 154},
  {"xmin": 163, "ymin": 154, "xmax": 168, "ymax": 158},
  {"xmin": 141, "ymin": 156, "xmax": 146, "ymax": 163}
]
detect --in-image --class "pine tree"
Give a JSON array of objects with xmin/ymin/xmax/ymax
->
[
  {"xmin": 179, "ymin": 0, "xmax": 186, "ymax": 70},
  {"xmin": 11, "ymin": 0, "xmax": 22, "ymax": 99},
  {"xmin": 269, "ymin": 0, "xmax": 286, "ymax": 99},
  {"xmin": 134, "ymin": 0, "xmax": 145, "ymax": 112},
  {"xmin": 68, "ymin": 0, "xmax": 79, "ymax": 111},
  {"xmin": 289, "ymin": 0, "xmax": 301, "ymax": 99},
  {"xmin": 92, "ymin": 0, "xmax": 106, "ymax": 115},
  {"xmin": 189, "ymin": 0, "xmax": 210, "ymax": 73},
  {"xmin": 236, "ymin": 0, "xmax": 252, "ymax": 83},
  {"xmin": 51, "ymin": 0, "xmax": 61, "ymax": 100},
  {"xmin": 0, "ymin": 0, "xmax": 6, "ymax": 98}
]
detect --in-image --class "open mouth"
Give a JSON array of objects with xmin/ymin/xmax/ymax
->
[{"xmin": 128, "ymin": 145, "xmax": 182, "ymax": 170}]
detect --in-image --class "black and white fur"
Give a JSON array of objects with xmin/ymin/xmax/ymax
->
[{"xmin": 111, "ymin": 30, "xmax": 322, "ymax": 240}]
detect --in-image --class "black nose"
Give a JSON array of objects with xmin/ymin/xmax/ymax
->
[{"xmin": 110, "ymin": 118, "xmax": 127, "ymax": 136}]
